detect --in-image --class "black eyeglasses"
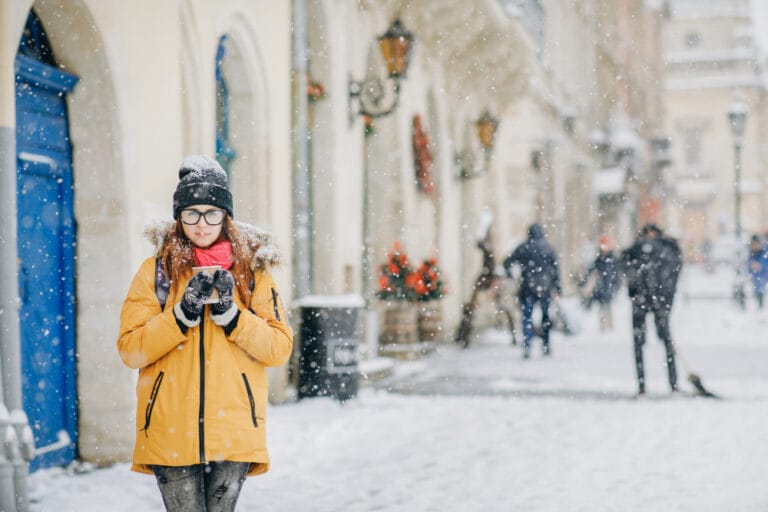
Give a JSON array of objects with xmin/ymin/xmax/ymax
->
[{"xmin": 180, "ymin": 208, "xmax": 226, "ymax": 225}]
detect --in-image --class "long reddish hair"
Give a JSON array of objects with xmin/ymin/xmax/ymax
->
[{"xmin": 160, "ymin": 217, "xmax": 253, "ymax": 304}]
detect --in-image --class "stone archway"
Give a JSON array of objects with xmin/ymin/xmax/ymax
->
[
  {"xmin": 31, "ymin": 0, "xmax": 129, "ymax": 463},
  {"xmin": 216, "ymin": 16, "xmax": 271, "ymax": 228}
]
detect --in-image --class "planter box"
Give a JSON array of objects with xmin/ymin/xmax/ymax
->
[
  {"xmin": 417, "ymin": 301, "xmax": 443, "ymax": 341},
  {"xmin": 379, "ymin": 303, "xmax": 418, "ymax": 344}
]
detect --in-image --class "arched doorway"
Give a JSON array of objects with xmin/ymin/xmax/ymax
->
[
  {"xmin": 215, "ymin": 35, "xmax": 236, "ymax": 174},
  {"xmin": 15, "ymin": 9, "xmax": 79, "ymax": 469},
  {"xmin": 214, "ymin": 25, "xmax": 271, "ymax": 227}
]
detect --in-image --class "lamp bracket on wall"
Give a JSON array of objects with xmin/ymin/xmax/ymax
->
[
  {"xmin": 455, "ymin": 148, "xmax": 489, "ymax": 180},
  {"xmin": 348, "ymin": 75, "xmax": 401, "ymax": 122},
  {"xmin": 455, "ymin": 109, "xmax": 499, "ymax": 181},
  {"xmin": 347, "ymin": 18, "xmax": 414, "ymax": 125}
]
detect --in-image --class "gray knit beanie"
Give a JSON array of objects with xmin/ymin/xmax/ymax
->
[{"xmin": 172, "ymin": 155, "xmax": 233, "ymax": 219}]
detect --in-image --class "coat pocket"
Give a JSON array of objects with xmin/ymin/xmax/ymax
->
[
  {"xmin": 241, "ymin": 373, "xmax": 260, "ymax": 428},
  {"xmin": 140, "ymin": 371, "xmax": 164, "ymax": 436}
]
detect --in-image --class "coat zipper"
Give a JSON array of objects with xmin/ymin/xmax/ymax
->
[
  {"xmin": 241, "ymin": 374, "xmax": 259, "ymax": 428},
  {"xmin": 271, "ymin": 288, "xmax": 281, "ymax": 321},
  {"xmin": 140, "ymin": 371, "xmax": 164, "ymax": 436},
  {"xmin": 198, "ymin": 307, "xmax": 206, "ymax": 463}
]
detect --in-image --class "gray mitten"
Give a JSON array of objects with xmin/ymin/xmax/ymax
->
[
  {"xmin": 174, "ymin": 272, "xmax": 214, "ymax": 328},
  {"xmin": 211, "ymin": 269, "xmax": 238, "ymax": 329}
]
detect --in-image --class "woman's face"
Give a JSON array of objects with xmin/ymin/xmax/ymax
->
[{"xmin": 180, "ymin": 204, "xmax": 225, "ymax": 248}]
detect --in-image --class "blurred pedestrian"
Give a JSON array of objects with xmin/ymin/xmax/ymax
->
[
  {"xmin": 621, "ymin": 224, "xmax": 683, "ymax": 396},
  {"xmin": 117, "ymin": 155, "xmax": 293, "ymax": 511},
  {"xmin": 701, "ymin": 238, "xmax": 714, "ymax": 273},
  {"xmin": 578, "ymin": 236, "xmax": 622, "ymax": 331},
  {"xmin": 747, "ymin": 234, "xmax": 768, "ymax": 308},
  {"xmin": 503, "ymin": 223, "xmax": 561, "ymax": 358}
]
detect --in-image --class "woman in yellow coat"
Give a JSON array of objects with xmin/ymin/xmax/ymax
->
[{"xmin": 117, "ymin": 155, "xmax": 293, "ymax": 511}]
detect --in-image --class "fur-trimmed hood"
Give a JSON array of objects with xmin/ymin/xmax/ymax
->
[{"xmin": 144, "ymin": 220, "xmax": 281, "ymax": 270}]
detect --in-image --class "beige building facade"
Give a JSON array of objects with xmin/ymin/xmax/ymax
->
[{"xmin": 0, "ymin": 4, "xmax": 675, "ymax": 504}]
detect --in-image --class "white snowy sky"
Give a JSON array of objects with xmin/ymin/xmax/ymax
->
[{"xmin": 751, "ymin": 0, "xmax": 768, "ymax": 52}]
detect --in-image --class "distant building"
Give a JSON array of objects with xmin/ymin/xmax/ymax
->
[{"xmin": 662, "ymin": 0, "xmax": 768, "ymax": 261}]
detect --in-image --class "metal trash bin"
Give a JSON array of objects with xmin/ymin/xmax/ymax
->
[{"xmin": 294, "ymin": 295, "xmax": 364, "ymax": 402}]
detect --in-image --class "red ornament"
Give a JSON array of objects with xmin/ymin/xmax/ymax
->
[{"xmin": 412, "ymin": 115, "xmax": 433, "ymax": 195}]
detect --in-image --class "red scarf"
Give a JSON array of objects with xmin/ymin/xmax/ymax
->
[{"xmin": 193, "ymin": 240, "xmax": 234, "ymax": 270}]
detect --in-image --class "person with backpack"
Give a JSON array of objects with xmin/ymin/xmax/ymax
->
[
  {"xmin": 578, "ymin": 236, "xmax": 622, "ymax": 331},
  {"xmin": 621, "ymin": 224, "xmax": 682, "ymax": 397},
  {"xmin": 503, "ymin": 223, "xmax": 561, "ymax": 358},
  {"xmin": 117, "ymin": 155, "xmax": 293, "ymax": 511},
  {"xmin": 747, "ymin": 234, "xmax": 768, "ymax": 308}
]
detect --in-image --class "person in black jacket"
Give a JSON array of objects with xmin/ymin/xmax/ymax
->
[
  {"xmin": 579, "ymin": 236, "xmax": 622, "ymax": 331},
  {"xmin": 503, "ymin": 223, "xmax": 561, "ymax": 358},
  {"xmin": 621, "ymin": 224, "xmax": 683, "ymax": 396}
]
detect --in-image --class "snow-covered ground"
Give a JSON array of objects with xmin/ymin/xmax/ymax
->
[{"xmin": 28, "ymin": 265, "xmax": 768, "ymax": 511}]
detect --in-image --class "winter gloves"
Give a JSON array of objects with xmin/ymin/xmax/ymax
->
[
  {"xmin": 210, "ymin": 270, "xmax": 239, "ymax": 333},
  {"xmin": 174, "ymin": 272, "xmax": 214, "ymax": 328},
  {"xmin": 174, "ymin": 270, "xmax": 240, "ymax": 334}
]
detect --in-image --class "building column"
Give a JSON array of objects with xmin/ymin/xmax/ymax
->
[
  {"xmin": 0, "ymin": 0, "xmax": 21, "ymax": 413},
  {"xmin": 0, "ymin": 3, "xmax": 32, "ymax": 510}
]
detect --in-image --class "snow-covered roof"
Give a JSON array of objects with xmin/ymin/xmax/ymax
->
[
  {"xmin": 669, "ymin": 0, "xmax": 751, "ymax": 19},
  {"xmin": 739, "ymin": 179, "xmax": 763, "ymax": 194},
  {"xmin": 665, "ymin": 46, "xmax": 759, "ymax": 65},
  {"xmin": 610, "ymin": 126, "xmax": 645, "ymax": 154},
  {"xmin": 593, "ymin": 167, "xmax": 626, "ymax": 195},
  {"xmin": 665, "ymin": 74, "xmax": 763, "ymax": 90},
  {"xmin": 673, "ymin": 180, "xmax": 717, "ymax": 200}
]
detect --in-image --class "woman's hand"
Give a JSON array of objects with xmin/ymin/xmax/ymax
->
[
  {"xmin": 211, "ymin": 270, "xmax": 239, "ymax": 330},
  {"xmin": 174, "ymin": 272, "xmax": 214, "ymax": 327}
]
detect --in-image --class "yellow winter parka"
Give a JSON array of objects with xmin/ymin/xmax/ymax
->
[{"xmin": 117, "ymin": 222, "xmax": 293, "ymax": 477}]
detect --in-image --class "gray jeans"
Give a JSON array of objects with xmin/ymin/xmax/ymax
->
[{"xmin": 151, "ymin": 461, "xmax": 250, "ymax": 512}]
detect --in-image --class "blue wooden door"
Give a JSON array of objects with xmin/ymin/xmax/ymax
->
[
  {"xmin": 15, "ymin": 48, "xmax": 79, "ymax": 470},
  {"xmin": 215, "ymin": 35, "xmax": 236, "ymax": 175}
]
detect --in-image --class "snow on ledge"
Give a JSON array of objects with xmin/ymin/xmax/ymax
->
[{"xmin": 292, "ymin": 294, "xmax": 366, "ymax": 309}]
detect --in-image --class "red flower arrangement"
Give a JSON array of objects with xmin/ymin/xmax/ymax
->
[
  {"xmin": 377, "ymin": 242, "xmax": 415, "ymax": 302},
  {"xmin": 412, "ymin": 115, "xmax": 434, "ymax": 195},
  {"xmin": 377, "ymin": 243, "xmax": 447, "ymax": 302},
  {"xmin": 411, "ymin": 257, "xmax": 447, "ymax": 302},
  {"xmin": 307, "ymin": 75, "xmax": 326, "ymax": 103},
  {"xmin": 364, "ymin": 114, "xmax": 375, "ymax": 136}
]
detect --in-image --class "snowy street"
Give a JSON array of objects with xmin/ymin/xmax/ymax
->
[{"xmin": 29, "ymin": 265, "xmax": 768, "ymax": 511}]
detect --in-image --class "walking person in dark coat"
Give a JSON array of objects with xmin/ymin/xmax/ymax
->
[
  {"xmin": 503, "ymin": 223, "xmax": 561, "ymax": 359},
  {"xmin": 579, "ymin": 236, "xmax": 622, "ymax": 331},
  {"xmin": 621, "ymin": 224, "xmax": 683, "ymax": 396}
]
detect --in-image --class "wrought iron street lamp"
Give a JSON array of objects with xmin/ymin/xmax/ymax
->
[
  {"xmin": 530, "ymin": 144, "xmax": 548, "ymax": 220},
  {"xmin": 649, "ymin": 134, "xmax": 671, "ymax": 195},
  {"xmin": 456, "ymin": 110, "xmax": 500, "ymax": 180},
  {"xmin": 349, "ymin": 18, "xmax": 414, "ymax": 120},
  {"xmin": 728, "ymin": 95, "xmax": 748, "ymax": 309}
]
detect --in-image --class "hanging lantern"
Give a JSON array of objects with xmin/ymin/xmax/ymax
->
[
  {"xmin": 378, "ymin": 19, "xmax": 415, "ymax": 79},
  {"xmin": 727, "ymin": 97, "xmax": 748, "ymax": 142},
  {"xmin": 476, "ymin": 110, "xmax": 499, "ymax": 153}
]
